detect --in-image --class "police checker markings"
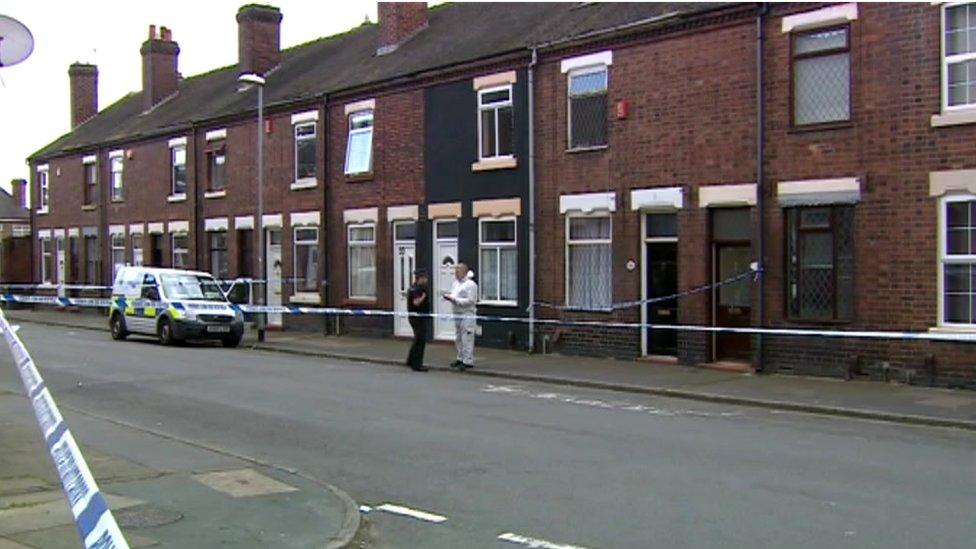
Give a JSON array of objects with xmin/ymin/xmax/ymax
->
[{"xmin": 0, "ymin": 307, "xmax": 129, "ymax": 548}]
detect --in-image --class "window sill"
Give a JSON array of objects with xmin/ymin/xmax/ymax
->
[
  {"xmin": 289, "ymin": 293, "xmax": 321, "ymax": 305},
  {"xmin": 787, "ymin": 121, "xmax": 853, "ymax": 134},
  {"xmin": 344, "ymin": 297, "xmax": 377, "ymax": 306},
  {"xmin": 478, "ymin": 300, "xmax": 519, "ymax": 307},
  {"xmin": 562, "ymin": 306, "xmax": 613, "ymax": 314},
  {"xmin": 931, "ymin": 109, "xmax": 976, "ymax": 128},
  {"xmin": 471, "ymin": 157, "xmax": 517, "ymax": 172},
  {"xmin": 929, "ymin": 325, "xmax": 976, "ymax": 334},
  {"xmin": 37, "ymin": 210, "xmax": 49, "ymax": 215},
  {"xmin": 111, "ymin": 198, "xmax": 124, "ymax": 203},
  {"xmin": 81, "ymin": 204, "xmax": 96, "ymax": 211},
  {"xmin": 204, "ymin": 190, "xmax": 227, "ymax": 199},
  {"xmin": 290, "ymin": 178, "xmax": 318, "ymax": 190},
  {"xmin": 783, "ymin": 317, "xmax": 852, "ymax": 326},
  {"xmin": 566, "ymin": 145, "xmax": 608, "ymax": 154},
  {"xmin": 345, "ymin": 173, "xmax": 373, "ymax": 183},
  {"xmin": 167, "ymin": 194, "xmax": 187, "ymax": 203}
]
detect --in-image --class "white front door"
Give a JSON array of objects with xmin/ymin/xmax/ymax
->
[
  {"xmin": 433, "ymin": 220, "xmax": 459, "ymax": 341},
  {"xmin": 266, "ymin": 228, "xmax": 283, "ymax": 327},
  {"xmin": 393, "ymin": 223, "xmax": 416, "ymax": 337},
  {"xmin": 55, "ymin": 237, "xmax": 66, "ymax": 297}
]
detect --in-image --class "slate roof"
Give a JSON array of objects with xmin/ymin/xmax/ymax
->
[
  {"xmin": 0, "ymin": 190, "xmax": 28, "ymax": 221},
  {"xmin": 30, "ymin": 2, "xmax": 737, "ymax": 161}
]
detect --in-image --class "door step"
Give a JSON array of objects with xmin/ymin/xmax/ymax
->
[{"xmin": 700, "ymin": 360, "xmax": 755, "ymax": 374}]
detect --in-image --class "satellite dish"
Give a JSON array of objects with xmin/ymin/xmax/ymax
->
[{"xmin": 0, "ymin": 15, "xmax": 34, "ymax": 67}]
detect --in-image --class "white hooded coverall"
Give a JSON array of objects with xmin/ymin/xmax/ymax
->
[{"xmin": 449, "ymin": 273, "xmax": 478, "ymax": 365}]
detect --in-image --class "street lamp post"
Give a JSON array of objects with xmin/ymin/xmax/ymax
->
[{"xmin": 238, "ymin": 73, "xmax": 266, "ymax": 342}]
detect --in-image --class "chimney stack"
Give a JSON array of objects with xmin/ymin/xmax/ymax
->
[
  {"xmin": 68, "ymin": 63, "xmax": 98, "ymax": 129},
  {"xmin": 237, "ymin": 4, "xmax": 283, "ymax": 76},
  {"xmin": 10, "ymin": 179, "xmax": 27, "ymax": 210},
  {"xmin": 140, "ymin": 25, "xmax": 180, "ymax": 111},
  {"xmin": 377, "ymin": 2, "xmax": 428, "ymax": 55}
]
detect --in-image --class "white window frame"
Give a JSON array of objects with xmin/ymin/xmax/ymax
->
[
  {"xmin": 347, "ymin": 223, "xmax": 376, "ymax": 300},
  {"xmin": 170, "ymin": 144, "xmax": 187, "ymax": 198},
  {"xmin": 40, "ymin": 237, "xmax": 52, "ymax": 284},
  {"xmin": 294, "ymin": 121, "xmax": 317, "ymax": 185},
  {"xmin": 171, "ymin": 233, "xmax": 189, "ymax": 269},
  {"xmin": 37, "ymin": 166, "xmax": 50, "ymax": 214},
  {"xmin": 565, "ymin": 212, "xmax": 613, "ymax": 310},
  {"xmin": 478, "ymin": 217, "xmax": 518, "ymax": 306},
  {"xmin": 131, "ymin": 233, "xmax": 144, "ymax": 267},
  {"xmin": 477, "ymin": 85, "xmax": 514, "ymax": 161},
  {"xmin": 344, "ymin": 110, "xmax": 374, "ymax": 176},
  {"xmin": 110, "ymin": 155, "xmax": 124, "ymax": 202},
  {"xmin": 83, "ymin": 158, "xmax": 97, "ymax": 206},
  {"xmin": 942, "ymin": 2, "xmax": 976, "ymax": 112},
  {"xmin": 293, "ymin": 226, "xmax": 320, "ymax": 299},
  {"xmin": 938, "ymin": 194, "xmax": 976, "ymax": 328},
  {"xmin": 567, "ymin": 64, "xmax": 609, "ymax": 151}
]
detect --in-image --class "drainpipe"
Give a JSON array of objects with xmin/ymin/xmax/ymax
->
[
  {"xmin": 320, "ymin": 96, "xmax": 330, "ymax": 334},
  {"xmin": 527, "ymin": 47, "xmax": 538, "ymax": 353},
  {"xmin": 755, "ymin": 3, "xmax": 768, "ymax": 372}
]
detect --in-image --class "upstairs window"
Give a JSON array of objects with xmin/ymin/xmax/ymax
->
[
  {"xmin": 83, "ymin": 160, "xmax": 97, "ymax": 206},
  {"xmin": 294, "ymin": 122, "xmax": 317, "ymax": 181},
  {"xmin": 344, "ymin": 111, "xmax": 374, "ymax": 175},
  {"xmin": 792, "ymin": 26, "xmax": 851, "ymax": 126},
  {"xmin": 478, "ymin": 86, "xmax": 514, "ymax": 160},
  {"xmin": 37, "ymin": 167, "xmax": 49, "ymax": 214},
  {"xmin": 208, "ymin": 148, "xmax": 226, "ymax": 191},
  {"xmin": 171, "ymin": 144, "xmax": 187, "ymax": 196},
  {"xmin": 945, "ymin": 3, "xmax": 976, "ymax": 109},
  {"xmin": 110, "ymin": 155, "xmax": 124, "ymax": 201},
  {"xmin": 568, "ymin": 66, "xmax": 608, "ymax": 149}
]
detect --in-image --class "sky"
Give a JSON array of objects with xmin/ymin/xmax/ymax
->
[{"xmin": 0, "ymin": 0, "xmax": 390, "ymax": 196}]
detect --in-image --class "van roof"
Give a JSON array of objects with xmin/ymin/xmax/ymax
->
[{"xmin": 117, "ymin": 267, "xmax": 215, "ymax": 279}]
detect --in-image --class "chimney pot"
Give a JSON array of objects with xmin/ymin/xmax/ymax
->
[
  {"xmin": 68, "ymin": 62, "xmax": 98, "ymax": 128},
  {"xmin": 10, "ymin": 179, "xmax": 27, "ymax": 210},
  {"xmin": 141, "ymin": 26, "xmax": 180, "ymax": 110},
  {"xmin": 149, "ymin": 24, "xmax": 156, "ymax": 39},
  {"xmin": 377, "ymin": 2, "xmax": 428, "ymax": 55},
  {"xmin": 237, "ymin": 4, "xmax": 283, "ymax": 76}
]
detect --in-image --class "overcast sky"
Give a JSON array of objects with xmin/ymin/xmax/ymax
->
[{"xmin": 0, "ymin": 0, "xmax": 397, "ymax": 195}]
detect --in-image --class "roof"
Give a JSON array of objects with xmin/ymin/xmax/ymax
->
[
  {"xmin": 0, "ymin": 189, "xmax": 28, "ymax": 221},
  {"xmin": 30, "ymin": 2, "xmax": 737, "ymax": 161}
]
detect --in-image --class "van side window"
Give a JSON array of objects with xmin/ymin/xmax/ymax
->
[{"xmin": 141, "ymin": 274, "xmax": 160, "ymax": 301}]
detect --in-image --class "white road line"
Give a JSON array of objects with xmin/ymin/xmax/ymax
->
[
  {"xmin": 498, "ymin": 532, "xmax": 591, "ymax": 549},
  {"xmin": 375, "ymin": 503, "xmax": 447, "ymax": 523},
  {"xmin": 359, "ymin": 505, "xmax": 372, "ymax": 513}
]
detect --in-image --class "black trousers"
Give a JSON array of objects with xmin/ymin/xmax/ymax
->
[{"xmin": 407, "ymin": 317, "xmax": 428, "ymax": 368}]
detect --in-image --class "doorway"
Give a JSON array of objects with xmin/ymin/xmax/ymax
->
[
  {"xmin": 150, "ymin": 234, "xmax": 164, "ymax": 267},
  {"xmin": 55, "ymin": 236, "xmax": 65, "ymax": 297},
  {"xmin": 711, "ymin": 208, "xmax": 752, "ymax": 362},
  {"xmin": 432, "ymin": 219, "xmax": 458, "ymax": 341},
  {"xmin": 643, "ymin": 213, "xmax": 678, "ymax": 357},
  {"xmin": 265, "ymin": 228, "xmax": 283, "ymax": 327},
  {"xmin": 393, "ymin": 222, "xmax": 417, "ymax": 337}
]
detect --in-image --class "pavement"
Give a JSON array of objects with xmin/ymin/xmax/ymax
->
[
  {"xmin": 0, "ymin": 314, "xmax": 360, "ymax": 549},
  {"xmin": 6, "ymin": 307, "xmax": 976, "ymax": 432}
]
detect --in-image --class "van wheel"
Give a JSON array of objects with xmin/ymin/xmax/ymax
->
[
  {"xmin": 110, "ymin": 314, "xmax": 127, "ymax": 341},
  {"xmin": 157, "ymin": 318, "xmax": 176, "ymax": 346},
  {"xmin": 222, "ymin": 335, "xmax": 243, "ymax": 348}
]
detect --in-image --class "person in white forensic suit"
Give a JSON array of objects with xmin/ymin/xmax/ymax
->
[{"xmin": 443, "ymin": 262, "xmax": 478, "ymax": 370}]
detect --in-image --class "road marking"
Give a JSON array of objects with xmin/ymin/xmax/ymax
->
[
  {"xmin": 359, "ymin": 505, "xmax": 373, "ymax": 513},
  {"xmin": 498, "ymin": 532, "xmax": 591, "ymax": 549},
  {"xmin": 481, "ymin": 384, "xmax": 742, "ymax": 418},
  {"xmin": 375, "ymin": 503, "xmax": 447, "ymax": 523}
]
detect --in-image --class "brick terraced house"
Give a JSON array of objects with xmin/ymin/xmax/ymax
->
[{"xmin": 27, "ymin": 2, "xmax": 976, "ymax": 386}]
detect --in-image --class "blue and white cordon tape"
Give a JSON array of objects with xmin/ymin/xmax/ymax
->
[{"xmin": 0, "ymin": 307, "xmax": 129, "ymax": 549}]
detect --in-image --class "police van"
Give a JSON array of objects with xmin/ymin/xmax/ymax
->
[{"xmin": 109, "ymin": 267, "xmax": 245, "ymax": 347}]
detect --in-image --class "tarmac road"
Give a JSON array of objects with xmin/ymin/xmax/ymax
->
[{"xmin": 2, "ymin": 322, "xmax": 975, "ymax": 548}]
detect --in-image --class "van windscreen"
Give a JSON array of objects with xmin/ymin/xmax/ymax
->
[{"xmin": 161, "ymin": 274, "xmax": 226, "ymax": 302}]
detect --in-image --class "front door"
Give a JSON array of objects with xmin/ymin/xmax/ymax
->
[
  {"xmin": 150, "ymin": 234, "xmax": 164, "ymax": 267},
  {"xmin": 433, "ymin": 220, "xmax": 458, "ymax": 341},
  {"xmin": 393, "ymin": 222, "xmax": 416, "ymax": 337},
  {"xmin": 713, "ymin": 243, "xmax": 752, "ymax": 361},
  {"xmin": 645, "ymin": 242, "xmax": 678, "ymax": 356},
  {"xmin": 266, "ymin": 228, "xmax": 283, "ymax": 327},
  {"xmin": 55, "ymin": 237, "xmax": 66, "ymax": 297},
  {"xmin": 132, "ymin": 235, "xmax": 144, "ymax": 267}
]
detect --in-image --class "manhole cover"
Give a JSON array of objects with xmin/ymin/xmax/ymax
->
[{"xmin": 114, "ymin": 504, "xmax": 183, "ymax": 528}]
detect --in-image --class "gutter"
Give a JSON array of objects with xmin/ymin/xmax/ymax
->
[{"xmin": 527, "ymin": 48, "xmax": 538, "ymax": 353}]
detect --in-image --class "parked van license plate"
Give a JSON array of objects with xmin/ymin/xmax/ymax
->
[{"xmin": 207, "ymin": 326, "xmax": 231, "ymax": 333}]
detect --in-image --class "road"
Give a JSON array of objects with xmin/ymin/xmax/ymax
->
[{"xmin": 2, "ymin": 322, "xmax": 975, "ymax": 548}]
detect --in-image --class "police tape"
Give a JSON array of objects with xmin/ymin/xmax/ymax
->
[
  {"xmin": 0, "ymin": 307, "xmax": 130, "ymax": 549},
  {"xmin": 3, "ymin": 291, "xmax": 976, "ymax": 343}
]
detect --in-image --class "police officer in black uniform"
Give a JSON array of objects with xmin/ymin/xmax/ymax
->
[{"xmin": 406, "ymin": 270, "xmax": 430, "ymax": 371}]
